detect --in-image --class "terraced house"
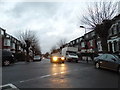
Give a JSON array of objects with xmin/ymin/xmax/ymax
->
[
  {"xmin": 66, "ymin": 13, "xmax": 120, "ymax": 59},
  {"xmin": 0, "ymin": 27, "xmax": 23, "ymax": 54},
  {"xmin": 108, "ymin": 14, "xmax": 120, "ymax": 54}
]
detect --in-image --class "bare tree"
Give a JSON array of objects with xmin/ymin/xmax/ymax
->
[
  {"xmin": 44, "ymin": 52, "xmax": 49, "ymax": 58},
  {"xmin": 50, "ymin": 45, "xmax": 57, "ymax": 54},
  {"xmin": 81, "ymin": 1, "xmax": 117, "ymax": 29},
  {"xmin": 18, "ymin": 30, "xmax": 41, "ymax": 61},
  {"xmin": 57, "ymin": 38, "xmax": 67, "ymax": 48},
  {"xmin": 81, "ymin": 1, "xmax": 117, "ymax": 53},
  {"xmin": 31, "ymin": 41, "xmax": 41, "ymax": 55}
]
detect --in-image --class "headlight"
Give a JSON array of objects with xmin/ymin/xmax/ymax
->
[
  {"xmin": 53, "ymin": 57, "xmax": 58, "ymax": 61},
  {"xmin": 61, "ymin": 57, "xmax": 65, "ymax": 60}
]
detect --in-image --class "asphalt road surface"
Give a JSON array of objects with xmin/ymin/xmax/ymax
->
[{"xmin": 2, "ymin": 59, "xmax": 120, "ymax": 89}]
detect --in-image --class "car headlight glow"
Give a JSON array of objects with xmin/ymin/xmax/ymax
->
[
  {"xmin": 61, "ymin": 57, "xmax": 65, "ymax": 60},
  {"xmin": 53, "ymin": 57, "xmax": 58, "ymax": 61}
]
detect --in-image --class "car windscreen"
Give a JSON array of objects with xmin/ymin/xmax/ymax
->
[
  {"xmin": 113, "ymin": 54, "xmax": 120, "ymax": 60},
  {"xmin": 34, "ymin": 56, "xmax": 40, "ymax": 58},
  {"xmin": 69, "ymin": 53, "xmax": 77, "ymax": 56},
  {"xmin": 97, "ymin": 54, "xmax": 107, "ymax": 60}
]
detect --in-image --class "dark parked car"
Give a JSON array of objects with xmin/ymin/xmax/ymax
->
[
  {"xmin": 33, "ymin": 55, "xmax": 42, "ymax": 61},
  {"xmin": 1, "ymin": 50, "xmax": 15, "ymax": 66},
  {"xmin": 94, "ymin": 54, "xmax": 120, "ymax": 73}
]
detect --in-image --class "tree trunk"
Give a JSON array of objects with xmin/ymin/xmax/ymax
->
[
  {"xmin": 26, "ymin": 48, "xmax": 29, "ymax": 62},
  {"xmin": 101, "ymin": 37, "xmax": 108, "ymax": 53}
]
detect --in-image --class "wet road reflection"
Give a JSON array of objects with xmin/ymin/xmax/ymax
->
[
  {"xmin": 49, "ymin": 63, "xmax": 71, "ymax": 88},
  {"xmin": 51, "ymin": 63, "xmax": 68, "ymax": 75}
]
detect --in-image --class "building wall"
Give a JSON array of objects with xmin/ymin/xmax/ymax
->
[
  {"xmin": 66, "ymin": 14, "xmax": 120, "ymax": 55},
  {"xmin": 0, "ymin": 27, "xmax": 24, "ymax": 53},
  {"xmin": 107, "ymin": 15, "xmax": 120, "ymax": 54},
  {"xmin": 0, "ymin": 36, "xmax": 2, "ymax": 49}
]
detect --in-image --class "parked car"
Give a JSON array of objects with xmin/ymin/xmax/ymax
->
[
  {"xmin": 1, "ymin": 50, "xmax": 15, "ymax": 66},
  {"xmin": 94, "ymin": 54, "xmax": 120, "ymax": 73},
  {"xmin": 33, "ymin": 55, "xmax": 42, "ymax": 61}
]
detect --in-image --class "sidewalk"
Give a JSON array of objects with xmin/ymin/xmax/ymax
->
[
  {"xmin": 78, "ymin": 60, "xmax": 94, "ymax": 65},
  {"xmin": 14, "ymin": 61, "xmax": 32, "ymax": 65}
]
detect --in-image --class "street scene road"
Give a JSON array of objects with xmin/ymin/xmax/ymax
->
[
  {"xmin": 1, "ymin": 1, "xmax": 120, "ymax": 89},
  {"xmin": 2, "ymin": 59, "xmax": 120, "ymax": 88}
]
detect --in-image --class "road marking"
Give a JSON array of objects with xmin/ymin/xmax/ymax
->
[
  {"xmin": 0, "ymin": 83, "xmax": 18, "ymax": 89},
  {"xmin": 19, "ymin": 74, "xmax": 52, "ymax": 83},
  {"xmin": 18, "ymin": 71, "xmax": 67, "ymax": 83},
  {"xmin": 53, "ymin": 73, "xmax": 58, "ymax": 75},
  {"xmin": 3, "ymin": 67, "xmax": 91, "ymax": 85},
  {"xmin": 40, "ymin": 75, "xmax": 51, "ymax": 78},
  {"xmin": 18, "ymin": 69, "xmax": 74, "ymax": 83}
]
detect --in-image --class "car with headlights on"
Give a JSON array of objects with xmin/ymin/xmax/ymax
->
[
  {"xmin": 94, "ymin": 54, "xmax": 120, "ymax": 73},
  {"xmin": 50, "ymin": 52, "xmax": 65, "ymax": 63}
]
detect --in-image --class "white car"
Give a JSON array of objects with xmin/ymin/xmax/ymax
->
[{"xmin": 33, "ymin": 55, "xmax": 42, "ymax": 61}]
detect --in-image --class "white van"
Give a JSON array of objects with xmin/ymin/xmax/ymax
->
[{"xmin": 62, "ymin": 47, "xmax": 79, "ymax": 63}]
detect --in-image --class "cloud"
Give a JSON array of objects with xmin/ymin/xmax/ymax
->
[{"xmin": 0, "ymin": 1, "xmax": 89, "ymax": 53}]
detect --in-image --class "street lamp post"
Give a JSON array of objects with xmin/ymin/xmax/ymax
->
[
  {"xmin": 80, "ymin": 26, "xmax": 86, "ymax": 35},
  {"xmin": 80, "ymin": 26, "xmax": 88, "ymax": 63}
]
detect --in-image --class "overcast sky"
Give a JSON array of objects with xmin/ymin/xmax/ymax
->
[{"xmin": 0, "ymin": 0, "xmax": 119, "ymax": 53}]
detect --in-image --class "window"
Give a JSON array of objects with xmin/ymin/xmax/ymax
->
[
  {"xmin": 113, "ymin": 24, "xmax": 117, "ymax": 34},
  {"xmin": 118, "ymin": 21, "xmax": 120, "ymax": 33},
  {"xmin": 73, "ymin": 41, "xmax": 75, "ymax": 44},
  {"xmin": 79, "ymin": 38, "xmax": 82, "ymax": 41},
  {"xmin": 6, "ymin": 35, "xmax": 10, "ymax": 38},
  {"xmin": 81, "ymin": 42, "xmax": 85, "ymax": 47},
  {"xmin": 113, "ymin": 41, "xmax": 117, "ymax": 52},
  {"xmin": 97, "ymin": 41, "xmax": 102, "ymax": 51},
  {"xmin": 12, "ymin": 43, "xmax": 15, "ymax": 49},
  {"xmin": 110, "ymin": 25, "xmax": 114, "ymax": 35},
  {"xmin": 76, "ymin": 39, "xmax": 79, "ymax": 43},
  {"xmin": 4, "ymin": 39, "xmax": 11, "ymax": 46},
  {"xmin": 1, "ymin": 30, "xmax": 4, "ymax": 35},
  {"xmin": 19, "ymin": 46, "xmax": 21, "ymax": 50},
  {"xmin": 90, "ymin": 40, "xmax": 93, "ymax": 46},
  {"xmin": 69, "ymin": 53, "xmax": 77, "ymax": 56},
  {"xmin": 86, "ymin": 34, "xmax": 89, "ymax": 38},
  {"xmin": 109, "ymin": 28, "xmax": 112, "ymax": 36}
]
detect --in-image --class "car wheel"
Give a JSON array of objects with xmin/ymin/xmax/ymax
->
[
  {"xmin": 95, "ymin": 62, "xmax": 100, "ymax": 69},
  {"xmin": 67, "ymin": 59, "xmax": 71, "ymax": 62},
  {"xmin": 4, "ymin": 60, "xmax": 10, "ymax": 66},
  {"xmin": 76, "ymin": 60, "xmax": 78, "ymax": 63}
]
